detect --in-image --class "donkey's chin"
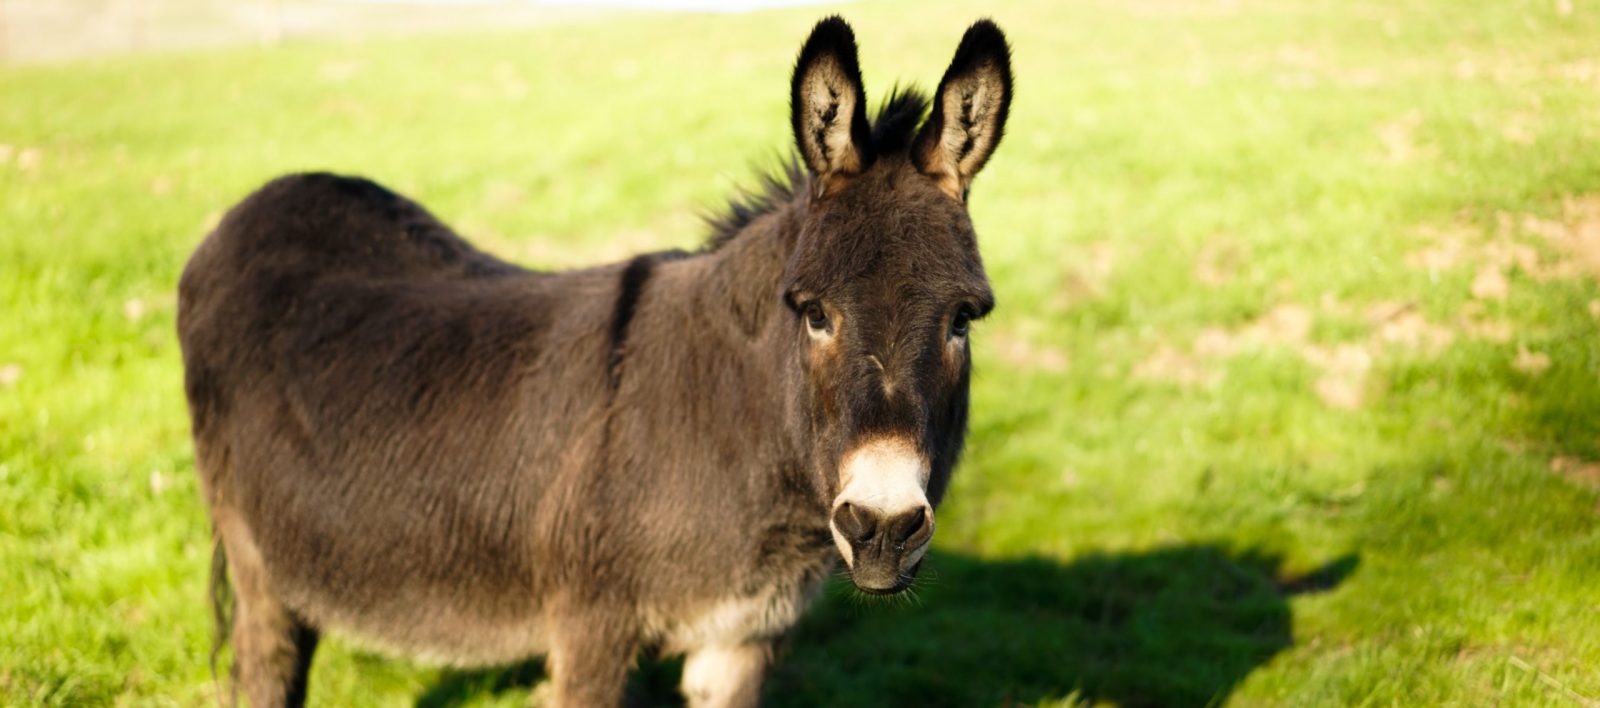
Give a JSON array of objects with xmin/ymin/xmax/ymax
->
[{"xmin": 846, "ymin": 558, "xmax": 924, "ymax": 595}]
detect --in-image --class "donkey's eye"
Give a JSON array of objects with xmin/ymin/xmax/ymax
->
[
  {"xmin": 803, "ymin": 303, "xmax": 830, "ymax": 333},
  {"xmin": 949, "ymin": 309, "xmax": 972, "ymax": 339}
]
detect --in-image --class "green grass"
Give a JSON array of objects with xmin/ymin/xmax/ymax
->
[{"xmin": 4, "ymin": 0, "xmax": 1600, "ymax": 705}]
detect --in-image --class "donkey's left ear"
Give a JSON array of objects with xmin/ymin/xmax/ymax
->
[{"xmin": 913, "ymin": 20, "xmax": 1013, "ymax": 200}]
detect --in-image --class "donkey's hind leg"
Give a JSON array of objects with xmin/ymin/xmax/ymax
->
[{"xmin": 218, "ymin": 513, "xmax": 320, "ymax": 707}]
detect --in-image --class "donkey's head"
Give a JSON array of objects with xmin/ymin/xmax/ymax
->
[{"xmin": 780, "ymin": 17, "xmax": 1012, "ymax": 594}]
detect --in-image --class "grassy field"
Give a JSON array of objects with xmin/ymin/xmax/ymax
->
[{"xmin": 4, "ymin": 0, "xmax": 1600, "ymax": 705}]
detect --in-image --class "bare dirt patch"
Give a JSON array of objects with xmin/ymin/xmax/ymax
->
[
  {"xmin": 1512, "ymin": 346, "xmax": 1551, "ymax": 375},
  {"xmin": 1403, "ymin": 200, "xmax": 1600, "ymax": 344},
  {"xmin": 0, "ymin": 145, "xmax": 44, "ymax": 173},
  {"xmin": 1054, "ymin": 240, "xmax": 1118, "ymax": 309},
  {"xmin": 1415, "ymin": 198, "xmax": 1600, "ymax": 287},
  {"xmin": 1502, "ymin": 109, "xmax": 1540, "ymax": 145},
  {"xmin": 1368, "ymin": 302, "xmax": 1455, "ymax": 353},
  {"xmin": 1524, "ymin": 195, "xmax": 1600, "ymax": 280},
  {"xmin": 1471, "ymin": 263, "xmax": 1510, "ymax": 300},
  {"xmin": 1153, "ymin": 295, "xmax": 1466, "ymax": 406},
  {"xmin": 1194, "ymin": 239, "xmax": 1248, "ymax": 287},
  {"xmin": 1186, "ymin": 301, "xmax": 1374, "ymax": 408},
  {"xmin": 1456, "ymin": 301, "xmax": 1513, "ymax": 343},
  {"xmin": 1551, "ymin": 456, "xmax": 1600, "ymax": 488},
  {"xmin": 991, "ymin": 330, "xmax": 1069, "ymax": 373},
  {"xmin": 1229, "ymin": 303, "xmax": 1314, "ymax": 351},
  {"xmin": 1376, "ymin": 111, "xmax": 1433, "ymax": 165},
  {"xmin": 1405, "ymin": 224, "xmax": 1473, "ymax": 274},
  {"xmin": 1134, "ymin": 343, "xmax": 1217, "ymax": 387},
  {"xmin": 1302, "ymin": 343, "xmax": 1372, "ymax": 409},
  {"xmin": 1557, "ymin": 59, "xmax": 1600, "ymax": 89}
]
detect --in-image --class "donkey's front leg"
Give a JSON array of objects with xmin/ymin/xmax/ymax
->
[
  {"xmin": 543, "ymin": 621, "xmax": 635, "ymax": 708},
  {"xmin": 680, "ymin": 641, "xmax": 773, "ymax": 708}
]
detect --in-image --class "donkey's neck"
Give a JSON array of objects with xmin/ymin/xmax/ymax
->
[
  {"xmin": 695, "ymin": 207, "xmax": 799, "ymax": 336},
  {"xmin": 590, "ymin": 178, "xmax": 835, "ymax": 591},
  {"xmin": 679, "ymin": 182, "xmax": 825, "ymax": 498}
]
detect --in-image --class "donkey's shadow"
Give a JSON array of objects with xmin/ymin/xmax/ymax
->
[{"xmin": 417, "ymin": 545, "xmax": 1356, "ymax": 707}]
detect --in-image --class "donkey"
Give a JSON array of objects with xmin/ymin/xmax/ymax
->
[{"xmin": 178, "ymin": 16, "xmax": 1012, "ymax": 707}]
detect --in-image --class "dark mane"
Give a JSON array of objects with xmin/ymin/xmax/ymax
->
[
  {"xmin": 870, "ymin": 84, "xmax": 930, "ymax": 153},
  {"xmin": 703, "ymin": 158, "xmax": 806, "ymax": 252},
  {"xmin": 704, "ymin": 87, "xmax": 930, "ymax": 250}
]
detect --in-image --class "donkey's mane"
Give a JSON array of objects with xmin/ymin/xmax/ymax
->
[
  {"xmin": 704, "ymin": 86, "xmax": 930, "ymax": 250},
  {"xmin": 868, "ymin": 85, "xmax": 931, "ymax": 154}
]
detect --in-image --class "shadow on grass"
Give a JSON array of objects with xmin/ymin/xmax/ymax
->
[
  {"xmin": 766, "ymin": 546, "xmax": 1356, "ymax": 708},
  {"xmin": 415, "ymin": 659, "xmax": 546, "ymax": 708},
  {"xmin": 415, "ymin": 545, "xmax": 1356, "ymax": 708}
]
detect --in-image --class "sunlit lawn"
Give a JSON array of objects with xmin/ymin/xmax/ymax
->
[{"xmin": 3, "ymin": 0, "xmax": 1599, "ymax": 705}]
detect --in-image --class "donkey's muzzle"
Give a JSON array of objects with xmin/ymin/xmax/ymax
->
[{"xmin": 832, "ymin": 502, "xmax": 934, "ymax": 593}]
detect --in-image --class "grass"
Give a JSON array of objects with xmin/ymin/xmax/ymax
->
[{"xmin": 3, "ymin": 0, "xmax": 1600, "ymax": 705}]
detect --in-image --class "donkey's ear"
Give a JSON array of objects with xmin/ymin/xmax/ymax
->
[
  {"xmin": 791, "ymin": 16, "xmax": 874, "ymax": 195},
  {"xmin": 913, "ymin": 20, "xmax": 1013, "ymax": 200}
]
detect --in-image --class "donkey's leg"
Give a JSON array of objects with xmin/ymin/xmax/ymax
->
[
  {"xmin": 680, "ymin": 642, "xmax": 772, "ymax": 708},
  {"xmin": 218, "ymin": 512, "xmax": 320, "ymax": 707},
  {"xmin": 543, "ymin": 620, "xmax": 635, "ymax": 708},
  {"xmin": 233, "ymin": 607, "xmax": 318, "ymax": 708}
]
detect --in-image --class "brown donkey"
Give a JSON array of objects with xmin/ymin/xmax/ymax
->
[{"xmin": 178, "ymin": 16, "xmax": 1012, "ymax": 707}]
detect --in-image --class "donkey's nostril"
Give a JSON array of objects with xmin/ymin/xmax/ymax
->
[
  {"xmin": 832, "ymin": 502, "xmax": 876, "ymax": 544},
  {"xmin": 887, "ymin": 506, "xmax": 933, "ymax": 549}
]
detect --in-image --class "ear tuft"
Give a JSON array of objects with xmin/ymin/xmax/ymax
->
[
  {"xmin": 913, "ymin": 19, "xmax": 1013, "ymax": 200},
  {"xmin": 791, "ymin": 16, "xmax": 874, "ymax": 193}
]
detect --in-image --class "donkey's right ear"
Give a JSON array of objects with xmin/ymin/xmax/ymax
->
[{"xmin": 791, "ymin": 16, "xmax": 874, "ymax": 196}]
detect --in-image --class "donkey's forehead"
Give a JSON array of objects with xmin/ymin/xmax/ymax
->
[{"xmin": 791, "ymin": 167, "xmax": 988, "ymax": 296}]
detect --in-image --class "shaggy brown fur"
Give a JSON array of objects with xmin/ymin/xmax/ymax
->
[{"xmin": 178, "ymin": 16, "xmax": 1012, "ymax": 707}]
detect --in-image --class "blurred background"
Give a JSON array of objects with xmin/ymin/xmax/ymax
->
[
  {"xmin": 0, "ymin": 0, "xmax": 837, "ymax": 63},
  {"xmin": 3, "ymin": 0, "xmax": 1599, "ymax": 705}
]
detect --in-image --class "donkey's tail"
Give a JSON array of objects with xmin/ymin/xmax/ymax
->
[{"xmin": 209, "ymin": 533, "xmax": 234, "ymax": 701}]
